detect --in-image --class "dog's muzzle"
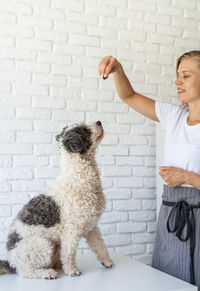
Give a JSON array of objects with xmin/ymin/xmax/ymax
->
[{"xmin": 96, "ymin": 121, "xmax": 102, "ymax": 126}]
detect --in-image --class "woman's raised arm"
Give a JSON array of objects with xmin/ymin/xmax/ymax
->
[{"xmin": 98, "ymin": 56, "xmax": 159, "ymax": 122}]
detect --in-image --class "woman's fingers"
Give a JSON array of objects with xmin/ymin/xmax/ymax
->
[
  {"xmin": 98, "ymin": 56, "xmax": 111, "ymax": 77},
  {"xmin": 104, "ymin": 56, "xmax": 117, "ymax": 78},
  {"xmin": 98, "ymin": 56, "xmax": 118, "ymax": 79}
]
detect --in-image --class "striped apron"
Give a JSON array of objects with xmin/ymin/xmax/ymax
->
[{"xmin": 152, "ymin": 184, "xmax": 200, "ymax": 287}]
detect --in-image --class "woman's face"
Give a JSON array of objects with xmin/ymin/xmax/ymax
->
[{"xmin": 174, "ymin": 58, "xmax": 200, "ymax": 105}]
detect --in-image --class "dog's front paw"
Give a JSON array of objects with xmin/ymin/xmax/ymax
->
[
  {"xmin": 44, "ymin": 269, "xmax": 58, "ymax": 280},
  {"xmin": 70, "ymin": 269, "xmax": 82, "ymax": 277},
  {"xmin": 101, "ymin": 258, "xmax": 115, "ymax": 268},
  {"xmin": 64, "ymin": 268, "xmax": 82, "ymax": 277}
]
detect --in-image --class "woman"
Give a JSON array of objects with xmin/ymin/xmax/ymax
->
[{"xmin": 98, "ymin": 51, "xmax": 200, "ymax": 287}]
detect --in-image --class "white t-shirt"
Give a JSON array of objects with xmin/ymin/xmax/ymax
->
[{"xmin": 155, "ymin": 102, "xmax": 200, "ymax": 187}]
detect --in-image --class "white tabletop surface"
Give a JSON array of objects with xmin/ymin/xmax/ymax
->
[{"xmin": 0, "ymin": 253, "xmax": 197, "ymax": 291}]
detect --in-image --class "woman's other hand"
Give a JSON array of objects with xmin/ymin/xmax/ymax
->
[
  {"xmin": 98, "ymin": 56, "xmax": 122, "ymax": 79},
  {"xmin": 158, "ymin": 166, "xmax": 187, "ymax": 187}
]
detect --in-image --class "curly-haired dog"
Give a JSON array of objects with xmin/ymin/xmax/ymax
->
[{"xmin": 0, "ymin": 121, "xmax": 114, "ymax": 279}]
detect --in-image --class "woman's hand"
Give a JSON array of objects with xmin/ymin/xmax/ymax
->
[
  {"xmin": 98, "ymin": 56, "xmax": 122, "ymax": 79},
  {"xmin": 158, "ymin": 166, "xmax": 187, "ymax": 187}
]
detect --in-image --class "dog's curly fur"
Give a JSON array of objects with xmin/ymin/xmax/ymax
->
[{"xmin": 0, "ymin": 121, "xmax": 114, "ymax": 279}]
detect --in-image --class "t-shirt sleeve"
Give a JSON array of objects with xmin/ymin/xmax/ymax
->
[{"xmin": 155, "ymin": 102, "xmax": 180, "ymax": 130}]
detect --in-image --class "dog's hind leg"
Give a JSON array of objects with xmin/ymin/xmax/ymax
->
[
  {"xmin": 52, "ymin": 245, "xmax": 62, "ymax": 270},
  {"xmin": 18, "ymin": 267, "xmax": 58, "ymax": 279},
  {"xmin": 61, "ymin": 232, "xmax": 82, "ymax": 276},
  {"xmin": 9, "ymin": 236, "xmax": 58, "ymax": 279},
  {"xmin": 84, "ymin": 226, "xmax": 114, "ymax": 268}
]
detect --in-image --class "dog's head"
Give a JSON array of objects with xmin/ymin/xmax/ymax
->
[{"xmin": 56, "ymin": 121, "xmax": 104, "ymax": 154}]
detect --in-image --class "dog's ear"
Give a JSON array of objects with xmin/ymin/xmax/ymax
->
[
  {"xmin": 56, "ymin": 133, "xmax": 61, "ymax": 142},
  {"xmin": 56, "ymin": 126, "xmax": 68, "ymax": 142},
  {"xmin": 63, "ymin": 133, "xmax": 86, "ymax": 154}
]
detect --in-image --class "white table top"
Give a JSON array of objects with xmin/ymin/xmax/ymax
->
[{"xmin": 0, "ymin": 253, "xmax": 197, "ymax": 291}]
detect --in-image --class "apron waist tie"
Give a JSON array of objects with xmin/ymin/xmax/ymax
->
[{"xmin": 162, "ymin": 199, "xmax": 200, "ymax": 285}]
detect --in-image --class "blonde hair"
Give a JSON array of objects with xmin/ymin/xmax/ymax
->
[
  {"xmin": 176, "ymin": 50, "xmax": 200, "ymax": 73},
  {"xmin": 176, "ymin": 50, "xmax": 200, "ymax": 111}
]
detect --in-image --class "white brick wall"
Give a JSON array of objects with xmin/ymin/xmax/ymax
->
[{"xmin": 0, "ymin": 0, "xmax": 200, "ymax": 265}]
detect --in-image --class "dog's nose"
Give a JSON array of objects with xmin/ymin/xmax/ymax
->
[{"xmin": 96, "ymin": 121, "xmax": 101, "ymax": 126}]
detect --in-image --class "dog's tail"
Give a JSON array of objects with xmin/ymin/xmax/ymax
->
[{"xmin": 0, "ymin": 260, "xmax": 16, "ymax": 274}]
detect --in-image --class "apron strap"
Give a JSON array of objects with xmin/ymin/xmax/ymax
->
[{"xmin": 162, "ymin": 199, "xmax": 200, "ymax": 285}]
